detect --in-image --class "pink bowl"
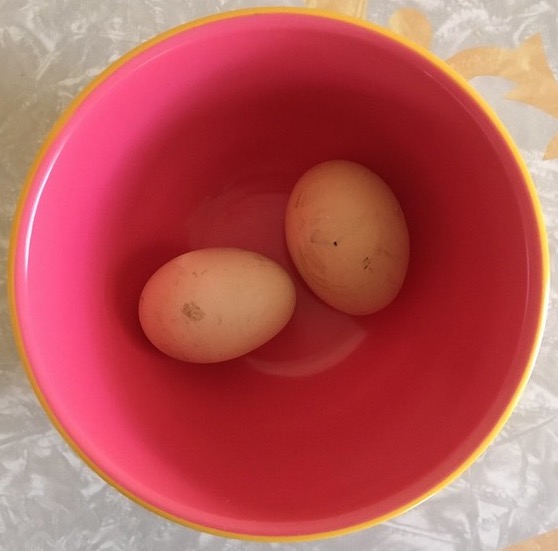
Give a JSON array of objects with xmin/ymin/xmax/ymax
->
[{"xmin": 9, "ymin": 8, "xmax": 549, "ymax": 540}]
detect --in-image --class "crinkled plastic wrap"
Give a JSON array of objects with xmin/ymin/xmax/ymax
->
[{"xmin": 1, "ymin": 1, "xmax": 557, "ymax": 549}]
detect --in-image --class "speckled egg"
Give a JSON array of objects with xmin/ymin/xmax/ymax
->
[
  {"xmin": 285, "ymin": 160, "xmax": 410, "ymax": 315},
  {"xmin": 138, "ymin": 248, "xmax": 296, "ymax": 363}
]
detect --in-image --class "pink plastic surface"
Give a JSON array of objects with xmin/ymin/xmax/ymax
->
[{"xmin": 12, "ymin": 11, "xmax": 547, "ymax": 538}]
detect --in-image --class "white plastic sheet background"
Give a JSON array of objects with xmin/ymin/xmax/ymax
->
[{"xmin": 1, "ymin": 1, "xmax": 557, "ymax": 549}]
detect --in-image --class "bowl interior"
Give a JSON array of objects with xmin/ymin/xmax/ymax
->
[{"xmin": 12, "ymin": 11, "xmax": 546, "ymax": 538}]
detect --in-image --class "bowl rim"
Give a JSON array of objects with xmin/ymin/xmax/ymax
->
[{"xmin": 7, "ymin": 6, "xmax": 551, "ymax": 542}]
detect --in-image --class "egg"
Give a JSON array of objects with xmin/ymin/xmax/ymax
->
[
  {"xmin": 138, "ymin": 248, "xmax": 296, "ymax": 363},
  {"xmin": 285, "ymin": 160, "xmax": 410, "ymax": 315}
]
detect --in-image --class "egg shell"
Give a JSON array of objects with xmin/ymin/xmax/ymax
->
[
  {"xmin": 138, "ymin": 248, "xmax": 296, "ymax": 363},
  {"xmin": 285, "ymin": 160, "xmax": 410, "ymax": 315}
]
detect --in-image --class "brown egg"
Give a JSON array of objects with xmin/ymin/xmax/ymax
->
[
  {"xmin": 138, "ymin": 248, "xmax": 296, "ymax": 363},
  {"xmin": 285, "ymin": 160, "xmax": 410, "ymax": 315}
]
